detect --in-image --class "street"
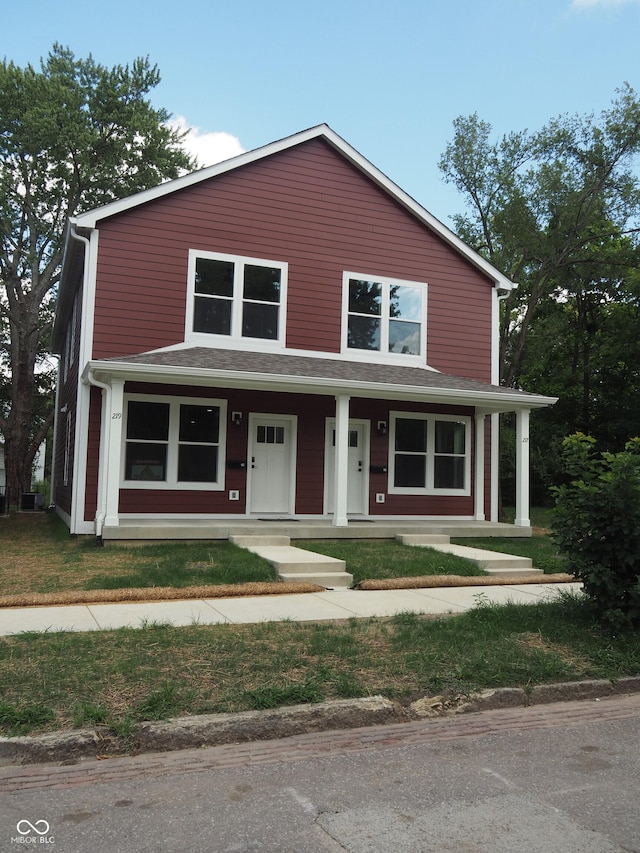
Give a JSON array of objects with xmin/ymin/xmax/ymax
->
[{"xmin": 1, "ymin": 693, "xmax": 639, "ymax": 852}]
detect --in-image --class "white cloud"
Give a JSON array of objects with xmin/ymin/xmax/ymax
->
[
  {"xmin": 167, "ymin": 116, "xmax": 245, "ymax": 168},
  {"xmin": 570, "ymin": 0, "xmax": 639, "ymax": 9}
]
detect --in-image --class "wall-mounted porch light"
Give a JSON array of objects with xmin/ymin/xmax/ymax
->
[
  {"xmin": 231, "ymin": 411, "xmax": 243, "ymax": 426},
  {"xmin": 377, "ymin": 420, "xmax": 388, "ymax": 435}
]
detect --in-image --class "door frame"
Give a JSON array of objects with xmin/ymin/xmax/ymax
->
[
  {"xmin": 323, "ymin": 418, "xmax": 370, "ymax": 517},
  {"xmin": 247, "ymin": 413, "xmax": 298, "ymax": 516}
]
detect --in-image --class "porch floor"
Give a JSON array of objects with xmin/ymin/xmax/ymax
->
[{"xmin": 101, "ymin": 518, "xmax": 532, "ymax": 543}]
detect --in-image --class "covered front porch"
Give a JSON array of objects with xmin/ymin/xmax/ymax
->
[{"xmin": 80, "ymin": 347, "xmax": 555, "ymax": 540}]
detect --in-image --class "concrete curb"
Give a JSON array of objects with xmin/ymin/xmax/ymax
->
[{"xmin": 2, "ymin": 678, "xmax": 640, "ymax": 766}]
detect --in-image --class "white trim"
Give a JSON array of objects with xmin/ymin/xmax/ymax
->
[
  {"xmin": 247, "ymin": 413, "xmax": 297, "ymax": 515},
  {"xmin": 185, "ymin": 249, "xmax": 288, "ymax": 349},
  {"xmin": 85, "ymin": 359, "xmax": 555, "ymax": 411},
  {"xmin": 121, "ymin": 393, "xmax": 228, "ymax": 491},
  {"xmin": 70, "ymin": 125, "xmax": 516, "ymax": 292},
  {"xmin": 491, "ymin": 286, "xmax": 501, "ymax": 386},
  {"xmin": 474, "ymin": 413, "xmax": 486, "ymax": 521},
  {"xmin": 388, "ymin": 411, "xmax": 472, "ymax": 496},
  {"xmin": 490, "ymin": 412, "xmax": 500, "ymax": 522},
  {"xmin": 332, "ymin": 396, "xmax": 351, "ymax": 526},
  {"xmin": 515, "ymin": 408, "xmax": 531, "ymax": 527},
  {"xmin": 340, "ymin": 271, "xmax": 427, "ymax": 366},
  {"xmin": 105, "ymin": 380, "xmax": 125, "ymax": 526}
]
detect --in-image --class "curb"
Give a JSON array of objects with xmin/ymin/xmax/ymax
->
[{"xmin": 2, "ymin": 677, "xmax": 640, "ymax": 766}]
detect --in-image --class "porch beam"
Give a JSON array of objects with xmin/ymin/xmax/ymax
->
[
  {"xmin": 515, "ymin": 408, "xmax": 531, "ymax": 527},
  {"xmin": 333, "ymin": 394, "xmax": 350, "ymax": 527}
]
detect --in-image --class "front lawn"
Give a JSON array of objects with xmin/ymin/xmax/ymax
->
[
  {"xmin": 297, "ymin": 539, "xmax": 486, "ymax": 584},
  {"xmin": 1, "ymin": 593, "xmax": 638, "ymax": 742},
  {"xmin": 0, "ymin": 513, "xmax": 276, "ymax": 597}
]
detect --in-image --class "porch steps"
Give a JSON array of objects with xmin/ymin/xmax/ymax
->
[
  {"xmin": 396, "ymin": 534, "xmax": 542, "ymax": 578},
  {"xmin": 229, "ymin": 535, "xmax": 354, "ymax": 589}
]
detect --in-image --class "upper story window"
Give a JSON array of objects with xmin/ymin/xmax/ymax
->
[
  {"xmin": 187, "ymin": 250, "xmax": 287, "ymax": 347},
  {"xmin": 342, "ymin": 272, "xmax": 426, "ymax": 362}
]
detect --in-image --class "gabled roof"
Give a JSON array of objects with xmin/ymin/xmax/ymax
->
[{"xmin": 68, "ymin": 123, "xmax": 515, "ymax": 293}]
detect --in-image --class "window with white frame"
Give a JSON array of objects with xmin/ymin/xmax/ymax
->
[
  {"xmin": 187, "ymin": 250, "xmax": 287, "ymax": 345},
  {"xmin": 389, "ymin": 412, "xmax": 470, "ymax": 494},
  {"xmin": 342, "ymin": 273, "xmax": 426, "ymax": 360},
  {"xmin": 123, "ymin": 395, "xmax": 227, "ymax": 489}
]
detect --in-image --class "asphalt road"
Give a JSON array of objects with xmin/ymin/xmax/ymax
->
[{"xmin": 1, "ymin": 693, "xmax": 639, "ymax": 852}]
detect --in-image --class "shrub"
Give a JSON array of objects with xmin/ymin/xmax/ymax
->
[{"xmin": 551, "ymin": 433, "xmax": 640, "ymax": 632}]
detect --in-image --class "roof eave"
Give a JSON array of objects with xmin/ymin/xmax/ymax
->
[{"xmin": 83, "ymin": 360, "xmax": 556, "ymax": 412}]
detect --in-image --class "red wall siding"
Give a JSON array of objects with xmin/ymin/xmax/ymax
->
[
  {"xmin": 92, "ymin": 139, "xmax": 493, "ymax": 382},
  {"xmin": 107, "ymin": 385, "xmax": 477, "ymax": 517},
  {"xmin": 84, "ymin": 388, "xmax": 101, "ymax": 521}
]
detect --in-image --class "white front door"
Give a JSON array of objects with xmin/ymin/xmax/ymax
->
[
  {"xmin": 248, "ymin": 415, "xmax": 296, "ymax": 515},
  {"xmin": 325, "ymin": 420, "xmax": 369, "ymax": 515}
]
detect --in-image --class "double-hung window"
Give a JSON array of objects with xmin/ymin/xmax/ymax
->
[
  {"xmin": 188, "ymin": 250, "xmax": 286, "ymax": 346},
  {"xmin": 389, "ymin": 412, "xmax": 470, "ymax": 495},
  {"xmin": 123, "ymin": 395, "xmax": 226, "ymax": 490},
  {"xmin": 342, "ymin": 272, "xmax": 426, "ymax": 361}
]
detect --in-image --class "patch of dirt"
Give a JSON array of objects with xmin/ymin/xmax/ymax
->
[{"xmin": 516, "ymin": 631, "xmax": 590, "ymax": 672}]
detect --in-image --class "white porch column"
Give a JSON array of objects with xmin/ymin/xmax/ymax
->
[
  {"xmin": 515, "ymin": 408, "xmax": 531, "ymax": 527},
  {"xmin": 474, "ymin": 412, "xmax": 486, "ymax": 521},
  {"xmin": 104, "ymin": 379, "xmax": 125, "ymax": 529},
  {"xmin": 490, "ymin": 412, "xmax": 500, "ymax": 522},
  {"xmin": 333, "ymin": 394, "xmax": 351, "ymax": 527}
]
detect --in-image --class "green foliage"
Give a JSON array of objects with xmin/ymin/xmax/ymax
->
[
  {"xmin": 551, "ymin": 433, "xmax": 640, "ymax": 631},
  {"xmin": 0, "ymin": 44, "xmax": 195, "ymax": 497}
]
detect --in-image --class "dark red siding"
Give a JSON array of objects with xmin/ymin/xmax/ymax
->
[
  {"xmin": 92, "ymin": 138, "xmax": 493, "ymax": 382},
  {"xmin": 105, "ymin": 385, "xmax": 481, "ymax": 518}
]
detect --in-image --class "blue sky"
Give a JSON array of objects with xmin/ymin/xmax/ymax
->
[{"xmin": 3, "ymin": 0, "xmax": 639, "ymax": 224}]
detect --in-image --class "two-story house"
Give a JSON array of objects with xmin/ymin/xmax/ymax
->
[{"xmin": 51, "ymin": 125, "xmax": 554, "ymax": 541}]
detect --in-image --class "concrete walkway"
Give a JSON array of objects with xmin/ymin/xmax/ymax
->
[{"xmin": 0, "ymin": 582, "xmax": 582, "ymax": 637}]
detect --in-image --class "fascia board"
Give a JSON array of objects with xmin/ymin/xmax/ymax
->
[{"xmin": 84, "ymin": 360, "xmax": 556, "ymax": 412}]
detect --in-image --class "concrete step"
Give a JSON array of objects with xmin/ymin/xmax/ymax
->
[
  {"xmin": 401, "ymin": 539, "xmax": 542, "ymax": 577},
  {"xmin": 279, "ymin": 571, "xmax": 354, "ymax": 588},
  {"xmin": 231, "ymin": 541, "xmax": 354, "ymax": 589},
  {"xmin": 396, "ymin": 534, "xmax": 452, "ymax": 545},
  {"xmin": 229, "ymin": 535, "xmax": 291, "ymax": 547}
]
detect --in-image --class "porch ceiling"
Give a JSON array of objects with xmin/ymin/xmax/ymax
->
[{"xmin": 86, "ymin": 347, "xmax": 556, "ymax": 412}]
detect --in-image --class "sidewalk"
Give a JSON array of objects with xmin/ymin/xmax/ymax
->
[{"xmin": 0, "ymin": 581, "xmax": 581, "ymax": 636}]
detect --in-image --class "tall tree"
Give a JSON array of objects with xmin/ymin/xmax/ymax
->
[
  {"xmin": 439, "ymin": 84, "xmax": 640, "ymax": 388},
  {"xmin": 0, "ymin": 45, "xmax": 195, "ymax": 505}
]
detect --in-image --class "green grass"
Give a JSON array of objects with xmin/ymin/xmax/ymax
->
[
  {"xmin": 297, "ymin": 540, "xmax": 486, "ymax": 584},
  {"xmin": 0, "ymin": 513, "xmax": 277, "ymax": 595},
  {"xmin": 83, "ymin": 542, "xmax": 277, "ymax": 589},
  {"xmin": 1, "ymin": 592, "xmax": 638, "ymax": 743}
]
